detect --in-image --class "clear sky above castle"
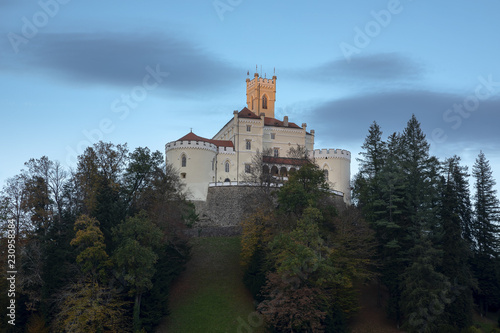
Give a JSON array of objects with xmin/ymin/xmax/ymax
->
[{"xmin": 1, "ymin": 1, "xmax": 500, "ymax": 193}]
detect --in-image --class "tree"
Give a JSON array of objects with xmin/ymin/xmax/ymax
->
[
  {"xmin": 112, "ymin": 211, "xmax": 162, "ymax": 332},
  {"xmin": 438, "ymin": 156, "xmax": 474, "ymax": 329},
  {"xmin": 400, "ymin": 240, "xmax": 451, "ymax": 333},
  {"xmin": 54, "ymin": 280, "xmax": 129, "ymax": 333},
  {"xmin": 75, "ymin": 142, "xmax": 128, "ymax": 250},
  {"xmin": 277, "ymin": 163, "xmax": 329, "ymax": 217},
  {"xmin": 257, "ymin": 272, "xmax": 327, "ymax": 332},
  {"xmin": 472, "ymin": 151, "xmax": 500, "ymax": 315},
  {"xmin": 70, "ymin": 215, "xmax": 110, "ymax": 282},
  {"xmin": 353, "ymin": 121, "xmax": 387, "ymax": 217},
  {"xmin": 472, "ymin": 151, "xmax": 500, "ymax": 257},
  {"xmin": 123, "ymin": 147, "xmax": 164, "ymax": 213},
  {"xmin": 55, "ymin": 215, "xmax": 128, "ymax": 332},
  {"xmin": 398, "ymin": 114, "xmax": 440, "ymax": 239},
  {"xmin": 1, "ymin": 174, "xmax": 29, "ymax": 238}
]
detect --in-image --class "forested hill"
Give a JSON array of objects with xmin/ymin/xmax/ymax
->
[
  {"xmin": 237, "ymin": 115, "xmax": 500, "ymax": 332},
  {"xmin": 1, "ymin": 114, "xmax": 499, "ymax": 332},
  {"xmin": 0, "ymin": 144, "xmax": 192, "ymax": 332}
]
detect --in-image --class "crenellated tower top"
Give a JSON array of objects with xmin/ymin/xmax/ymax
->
[{"xmin": 246, "ymin": 71, "xmax": 277, "ymax": 118}]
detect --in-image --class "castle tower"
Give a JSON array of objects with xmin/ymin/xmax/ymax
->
[{"xmin": 246, "ymin": 71, "xmax": 277, "ymax": 118}]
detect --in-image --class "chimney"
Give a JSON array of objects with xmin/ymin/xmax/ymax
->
[
  {"xmin": 302, "ymin": 123, "xmax": 307, "ymax": 130},
  {"xmin": 283, "ymin": 116, "xmax": 288, "ymax": 127}
]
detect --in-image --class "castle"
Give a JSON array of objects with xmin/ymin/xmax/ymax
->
[{"xmin": 165, "ymin": 72, "xmax": 351, "ymax": 204}]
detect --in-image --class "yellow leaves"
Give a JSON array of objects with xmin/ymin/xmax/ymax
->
[
  {"xmin": 70, "ymin": 215, "xmax": 110, "ymax": 277},
  {"xmin": 240, "ymin": 209, "xmax": 274, "ymax": 267},
  {"xmin": 54, "ymin": 279, "xmax": 130, "ymax": 332}
]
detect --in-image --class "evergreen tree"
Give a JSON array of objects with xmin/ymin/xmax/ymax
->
[
  {"xmin": 353, "ymin": 121, "xmax": 387, "ymax": 221},
  {"xmin": 398, "ymin": 114, "xmax": 440, "ymax": 239},
  {"xmin": 471, "ymin": 151, "xmax": 500, "ymax": 315},
  {"xmin": 472, "ymin": 151, "xmax": 500, "ymax": 257},
  {"xmin": 438, "ymin": 156, "xmax": 474, "ymax": 329},
  {"xmin": 400, "ymin": 240, "xmax": 451, "ymax": 333}
]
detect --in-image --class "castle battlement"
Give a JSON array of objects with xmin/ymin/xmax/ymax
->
[
  {"xmin": 218, "ymin": 146, "xmax": 235, "ymax": 154},
  {"xmin": 165, "ymin": 140, "xmax": 218, "ymax": 152},
  {"xmin": 309, "ymin": 149, "xmax": 351, "ymax": 160},
  {"xmin": 246, "ymin": 76, "xmax": 276, "ymax": 88}
]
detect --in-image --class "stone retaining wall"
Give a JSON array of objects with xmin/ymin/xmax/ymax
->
[{"xmin": 192, "ymin": 186, "xmax": 268, "ymax": 228}]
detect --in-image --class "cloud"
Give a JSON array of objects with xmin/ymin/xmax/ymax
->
[
  {"xmin": 287, "ymin": 53, "xmax": 424, "ymax": 85},
  {"xmin": 1, "ymin": 32, "xmax": 243, "ymax": 95},
  {"xmin": 307, "ymin": 90, "xmax": 500, "ymax": 151}
]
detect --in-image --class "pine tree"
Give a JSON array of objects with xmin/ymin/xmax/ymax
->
[
  {"xmin": 399, "ymin": 114, "xmax": 440, "ymax": 239},
  {"xmin": 353, "ymin": 121, "xmax": 387, "ymax": 221},
  {"xmin": 471, "ymin": 151, "xmax": 500, "ymax": 315},
  {"xmin": 472, "ymin": 151, "xmax": 500, "ymax": 256},
  {"xmin": 400, "ymin": 240, "xmax": 451, "ymax": 333},
  {"xmin": 438, "ymin": 156, "xmax": 474, "ymax": 329}
]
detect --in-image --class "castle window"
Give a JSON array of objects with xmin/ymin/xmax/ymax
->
[
  {"xmin": 246, "ymin": 140, "xmax": 251, "ymax": 150},
  {"xmin": 274, "ymin": 148, "xmax": 279, "ymax": 157},
  {"xmin": 323, "ymin": 169, "xmax": 329, "ymax": 179},
  {"xmin": 246, "ymin": 125, "xmax": 251, "ymax": 132},
  {"xmin": 181, "ymin": 172, "xmax": 186, "ymax": 179},
  {"xmin": 181, "ymin": 154, "xmax": 187, "ymax": 167},
  {"xmin": 262, "ymin": 95, "xmax": 268, "ymax": 109},
  {"xmin": 212, "ymin": 158, "xmax": 215, "ymax": 171},
  {"xmin": 225, "ymin": 161, "xmax": 230, "ymax": 173},
  {"xmin": 271, "ymin": 133, "xmax": 275, "ymax": 140},
  {"xmin": 245, "ymin": 164, "xmax": 251, "ymax": 173}
]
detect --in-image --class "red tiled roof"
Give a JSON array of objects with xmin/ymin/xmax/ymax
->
[
  {"xmin": 177, "ymin": 132, "xmax": 234, "ymax": 148},
  {"xmin": 238, "ymin": 107, "xmax": 261, "ymax": 119},
  {"xmin": 237, "ymin": 107, "xmax": 301, "ymax": 129},
  {"xmin": 263, "ymin": 156, "xmax": 310, "ymax": 166},
  {"xmin": 264, "ymin": 117, "xmax": 301, "ymax": 129}
]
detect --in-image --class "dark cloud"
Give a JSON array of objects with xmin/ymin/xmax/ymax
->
[
  {"xmin": 287, "ymin": 53, "xmax": 424, "ymax": 84},
  {"xmin": 1, "ymin": 32, "xmax": 242, "ymax": 94},
  {"xmin": 307, "ymin": 90, "xmax": 500, "ymax": 151}
]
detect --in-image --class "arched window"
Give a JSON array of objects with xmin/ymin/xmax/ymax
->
[
  {"xmin": 225, "ymin": 161, "xmax": 230, "ymax": 173},
  {"xmin": 262, "ymin": 94, "xmax": 268, "ymax": 109},
  {"xmin": 323, "ymin": 168, "xmax": 329, "ymax": 179},
  {"xmin": 181, "ymin": 154, "xmax": 187, "ymax": 167}
]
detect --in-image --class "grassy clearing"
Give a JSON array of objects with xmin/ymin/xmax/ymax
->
[{"xmin": 157, "ymin": 237, "xmax": 267, "ymax": 333}]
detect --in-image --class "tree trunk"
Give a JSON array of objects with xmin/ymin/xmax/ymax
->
[{"xmin": 133, "ymin": 292, "xmax": 142, "ymax": 332}]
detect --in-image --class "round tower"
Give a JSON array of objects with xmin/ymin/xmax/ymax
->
[
  {"xmin": 165, "ymin": 132, "xmax": 218, "ymax": 201},
  {"xmin": 311, "ymin": 149, "xmax": 352, "ymax": 203}
]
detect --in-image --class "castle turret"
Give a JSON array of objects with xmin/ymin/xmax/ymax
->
[{"xmin": 246, "ymin": 71, "xmax": 277, "ymax": 118}]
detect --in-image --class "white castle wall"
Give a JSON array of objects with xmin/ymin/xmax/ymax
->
[
  {"xmin": 165, "ymin": 140, "xmax": 217, "ymax": 201},
  {"xmin": 310, "ymin": 149, "xmax": 351, "ymax": 203}
]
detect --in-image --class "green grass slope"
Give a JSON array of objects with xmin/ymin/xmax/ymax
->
[{"xmin": 157, "ymin": 236, "xmax": 267, "ymax": 333}]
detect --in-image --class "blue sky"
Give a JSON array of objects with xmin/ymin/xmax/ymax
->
[{"xmin": 1, "ymin": 0, "xmax": 500, "ymax": 194}]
